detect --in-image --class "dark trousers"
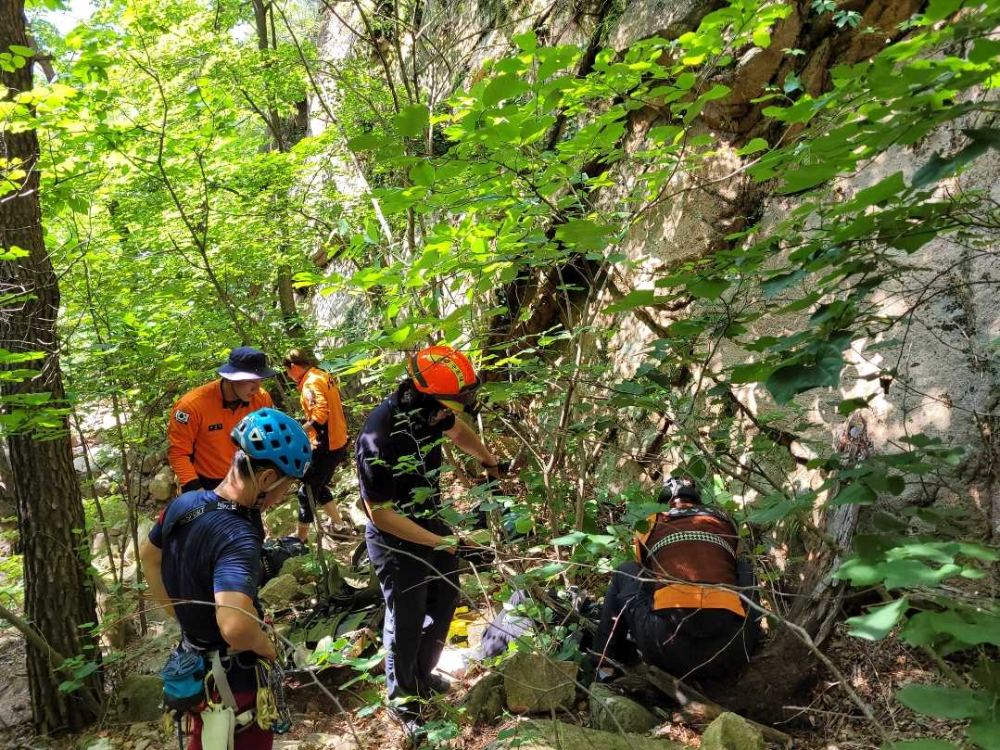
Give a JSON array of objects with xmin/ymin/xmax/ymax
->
[
  {"xmin": 366, "ymin": 521, "xmax": 460, "ymax": 712},
  {"xmin": 594, "ymin": 561, "xmax": 754, "ymax": 681},
  {"xmin": 296, "ymin": 443, "xmax": 347, "ymax": 523}
]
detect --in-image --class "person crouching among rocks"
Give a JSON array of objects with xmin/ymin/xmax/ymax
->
[{"xmin": 592, "ymin": 477, "xmax": 758, "ymax": 683}]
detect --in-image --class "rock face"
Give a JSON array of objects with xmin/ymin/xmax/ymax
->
[
  {"xmin": 486, "ymin": 720, "xmax": 684, "ymax": 750},
  {"xmin": 700, "ymin": 712, "xmax": 765, "ymax": 750},
  {"xmin": 148, "ymin": 465, "xmax": 175, "ymax": 502},
  {"xmin": 589, "ymin": 684, "xmax": 658, "ymax": 734},
  {"xmin": 503, "ymin": 652, "xmax": 577, "ymax": 714},
  {"xmin": 116, "ymin": 674, "xmax": 163, "ymax": 722},
  {"xmin": 461, "ymin": 671, "xmax": 506, "ymax": 725},
  {"xmin": 258, "ymin": 573, "xmax": 300, "ymax": 609}
]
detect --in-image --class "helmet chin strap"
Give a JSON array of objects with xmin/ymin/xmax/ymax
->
[{"xmin": 244, "ymin": 454, "xmax": 286, "ymax": 509}]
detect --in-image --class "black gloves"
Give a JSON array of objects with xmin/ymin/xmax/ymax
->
[{"xmin": 181, "ymin": 479, "xmax": 204, "ymax": 493}]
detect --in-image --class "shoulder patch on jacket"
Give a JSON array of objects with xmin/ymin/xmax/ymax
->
[{"xmin": 175, "ymin": 410, "xmax": 190, "ymax": 424}]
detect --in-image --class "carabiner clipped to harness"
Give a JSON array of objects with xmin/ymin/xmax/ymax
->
[{"xmin": 255, "ymin": 660, "xmax": 293, "ymax": 734}]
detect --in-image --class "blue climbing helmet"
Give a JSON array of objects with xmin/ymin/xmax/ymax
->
[{"xmin": 231, "ymin": 408, "xmax": 312, "ymax": 479}]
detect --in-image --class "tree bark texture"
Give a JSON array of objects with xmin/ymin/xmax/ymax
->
[{"xmin": 0, "ymin": 0, "xmax": 103, "ymax": 733}]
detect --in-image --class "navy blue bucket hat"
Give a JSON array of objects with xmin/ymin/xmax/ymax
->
[{"xmin": 218, "ymin": 346, "xmax": 279, "ymax": 381}]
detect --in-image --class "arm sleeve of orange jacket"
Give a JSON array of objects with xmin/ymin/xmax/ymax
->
[
  {"xmin": 261, "ymin": 390, "xmax": 273, "ymax": 408},
  {"xmin": 326, "ymin": 380, "xmax": 348, "ymax": 449},
  {"xmin": 304, "ymin": 379, "xmax": 329, "ymax": 426},
  {"xmin": 167, "ymin": 402, "xmax": 201, "ymax": 488}
]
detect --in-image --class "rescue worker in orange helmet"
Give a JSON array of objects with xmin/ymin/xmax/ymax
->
[
  {"xmin": 356, "ymin": 345, "xmax": 500, "ymax": 734},
  {"xmin": 167, "ymin": 347, "xmax": 276, "ymax": 494},
  {"xmin": 591, "ymin": 478, "xmax": 759, "ymax": 682},
  {"xmin": 283, "ymin": 349, "xmax": 350, "ymax": 541}
]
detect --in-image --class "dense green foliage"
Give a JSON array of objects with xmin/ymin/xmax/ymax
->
[{"xmin": 2, "ymin": 0, "xmax": 1000, "ymax": 744}]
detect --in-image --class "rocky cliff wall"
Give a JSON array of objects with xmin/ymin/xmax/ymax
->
[{"xmin": 304, "ymin": 0, "xmax": 1000, "ymax": 539}]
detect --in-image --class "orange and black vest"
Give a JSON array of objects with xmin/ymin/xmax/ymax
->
[
  {"xmin": 297, "ymin": 367, "xmax": 348, "ymax": 451},
  {"xmin": 167, "ymin": 380, "xmax": 272, "ymax": 487},
  {"xmin": 634, "ymin": 504, "xmax": 745, "ymax": 617}
]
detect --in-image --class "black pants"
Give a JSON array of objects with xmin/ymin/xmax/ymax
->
[
  {"xmin": 296, "ymin": 443, "xmax": 348, "ymax": 523},
  {"xmin": 593, "ymin": 562, "xmax": 754, "ymax": 681},
  {"xmin": 366, "ymin": 520, "xmax": 460, "ymax": 712}
]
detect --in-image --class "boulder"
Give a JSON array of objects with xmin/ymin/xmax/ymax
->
[
  {"xmin": 148, "ymin": 466, "xmax": 175, "ymax": 502},
  {"xmin": 502, "ymin": 652, "xmax": 577, "ymax": 714},
  {"xmin": 116, "ymin": 674, "xmax": 163, "ymax": 722},
  {"xmin": 461, "ymin": 672, "xmax": 506, "ymax": 725},
  {"xmin": 486, "ymin": 720, "xmax": 685, "ymax": 750},
  {"xmin": 259, "ymin": 573, "xmax": 300, "ymax": 609},
  {"xmin": 701, "ymin": 712, "xmax": 765, "ymax": 750},
  {"xmin": 590, "ymin": 684, "xmax": 658, "ymax": 734},
  {"xmin": 141, "ymin": 448, "xmax": 167, "ymax": 474},
  {"xmin": 281, "ymin": 554, "xmax": 315, "ymax": 583}
]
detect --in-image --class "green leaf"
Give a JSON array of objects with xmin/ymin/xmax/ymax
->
[
  {"xmin": 604, "ymin": 290, "xmax": 654, "ymax": 313},
  {"xmin": 551, "ymin": 532, "xmax": 586, "ymax": 546},
  {"xmin": 409, "ymin": 161, "xmax": 435, "ymax": 187},
  {"xmin": 483, "ymin": 74, "xmax": 530, "ymax": 107},
  {"xmin": 736, "ymin": 137, "xmax": 768, "ymax": 156},
  {"xmin": 896, "ymin": 684, "xmax": 992, "ymax": 719},
  {"xmin": 513, "ymin": 30, "xmax": 537, "ymax": 51},
  {"xmin": 394, "ymin": 104, "xmax": 429, "ymax": 138},
  {"xmin": 347, "ymin": 133, "xmax": 384, "ymax": 151},
  {"xmin": 831, "ymin": 480, "xmax": 877, "ymax": 505},
  {"xmin": 752, "ymin": 28, "xmax": 771, "ymax": 48},
  {"xmin": 8, "ymin": 45, "xmax": 33, "ymax": 57},
  {"xmin": 924, "ymin": 0, "xmax": 963, "ymax": 22},
  {"xmin": 688, "ymin": 277, "xmax": 731, "ymax": 299},
  {"xmin": 765, "ymin": 344, "xmax": 844, "ymax": 404},
  {"xmin": 880, "ymin": 742, "xmax": 960, "ymax": 750},
  {"xmin": 761, "ymin": 270, "xmax": 804, "ymax": 297},
  {"xmin": 967, "ymin": 719, "xmax": 1000, "ymax": 750},
  {"xmin": 846, "ymin": 597, "xmax": 909, "ymax": 641},
  {"xmin": 853, "ymin": 172, "xmax": 906, "ymax": 207},
  {"xmin": 970, "ymin": 38, "xmax": 1000, "ymax": 64},
  {"xmin": 555, "ymin": 219, "xmax": 615, "ymax": 250},
  {"xmin": 913, "ymin": 129, "xmax": 1000, "ymax": 188}
]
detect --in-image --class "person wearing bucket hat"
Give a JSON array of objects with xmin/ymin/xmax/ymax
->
[{"xmin": 167, "ymin": 347, "xmax": 277, "ymax": 494}]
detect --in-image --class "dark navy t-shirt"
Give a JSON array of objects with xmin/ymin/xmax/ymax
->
[
  {"xmin": 148, "ymin": 490, "xmax": 263, "ymax": 651},
  {"xmin": 355, "ymin": 385, "xmax": 456, "ymax": 524}
]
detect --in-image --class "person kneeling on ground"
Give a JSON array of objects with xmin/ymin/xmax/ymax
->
[
  {"xmin": 140, "ymin": 408, "xmax": 312, "ymax": 750},
  {"xmin": 592, "ymin": 477, "xmax": 757, "ymax": 682},
  {"xmin": 283, "ymin": 348, "xmax": 350, "ymax": 541}
]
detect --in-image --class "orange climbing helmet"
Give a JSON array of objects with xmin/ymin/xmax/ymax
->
[{"xmin": 407, "ymin": 345, "xmax": 480, "ymax": 408}]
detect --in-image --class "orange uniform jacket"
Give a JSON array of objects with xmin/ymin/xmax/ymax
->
[
  {"xmin": 298, "ymin": 367, "xmax": 348, "ymax": 451},
  {"xmin": 167, "ymin": 380, "xmax": 273, "ymax": 487}
]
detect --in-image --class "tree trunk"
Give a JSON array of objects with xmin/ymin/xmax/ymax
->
[{"xmin": 0, "ymin": 0, "xmax": 103, "ymax": 733}]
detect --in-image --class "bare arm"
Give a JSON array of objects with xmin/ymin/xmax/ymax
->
[
  {"xmin": 444, "ymin": 418, "xmax": 499, "ymax": 476},
  {"xmin": 138, "ymin": 540, "xmax": 176, "ymax": 620},
  {"xmin": 215, "ymin": 591, "xmax": 277, "ymax": 660},
  {"xmin": 367, "ymin": 502, "xmax": 458, "ymax": 551}
]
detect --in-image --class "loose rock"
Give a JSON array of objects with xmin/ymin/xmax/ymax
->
[
  {"xmin": 259, "ymin": 573, "xmax": 300, "ymax": 609},
  {"xmin": 590, "ymin": 683, "xmax": 658, "ymax": 734},
  {"xmin": 148, "ymin": 465, "xmax": 176, "ymax": 502},
  {"xmin": 503, "ymin": 652, "xmax": 577, "ymax": 714},
  {"xmin": 116, "ymin": 674, "xmax": 163, "ymax": 722},
  {"xmin": 461, "ymin": 671, "xmax": 506, "ymax": 724},
  {"xmin": 701, "ymin": 712, "xmax": 765, "ymax": 750},
  {"xmin": 486, "ymin": 719, "xmax": 685, "ymax": 749}
]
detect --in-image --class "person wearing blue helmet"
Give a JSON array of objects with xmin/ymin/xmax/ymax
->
[{"xmin": 140, "ymin": 408, "xmax": 311, "ymax": 750}]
